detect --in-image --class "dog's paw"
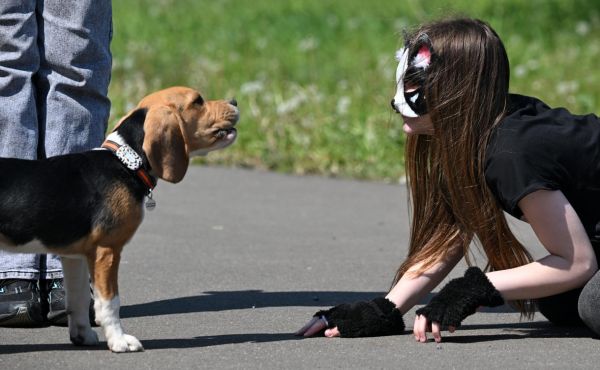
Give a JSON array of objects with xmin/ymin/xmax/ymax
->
[
  {"xmin": 108, "ymin": 334, "xmax": 144, "ymax": 353},
  {"xmin": 70, "ymin": 326, "xmax": 99, "ymax": 346}
]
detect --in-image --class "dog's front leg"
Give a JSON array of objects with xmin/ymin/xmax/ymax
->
[
  {"xmin": 60, "ymin": 256, "xmax": 99, "ymax": 346},
  {"xmin": 89, "ymin": 246, "xmax": 144, "ymax": 353}
]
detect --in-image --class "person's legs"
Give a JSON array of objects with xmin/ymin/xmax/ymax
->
[
  {"xmin": 35, "ymin": 0, "xmax": 112, "ymax": 324},
  {"xmin": 0, "ymin": 0, "xmax": 39, "ymax": 160},
  {"xmin": 37, "ymin": 0, "xmax": 112, "ymax": 281},
  {"xmin": 0, "ymin": 0, "xmax": 112, "ymax": 326},
  {"xmin": 536, "ymin": 288, "xmax": 585, "ymax": 326},
  {"xmin": 0, "ymin": 0, "xmax": 45, "ymax": 326},
  {"xmin": 578, "ymin": 270, "xmax": 600, "ymax": 337},
  {"xmin": 37, "ymin": 0, "xmax": 112, "ymax": 159}
]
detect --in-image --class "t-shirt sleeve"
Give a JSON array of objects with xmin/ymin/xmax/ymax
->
[
  {"xmin": 486, "ymin": 93, "xmax": 600, "ymax": 220},
  {"xmin": 484, "ymin": 145, "xmax": 561, "ymax": 219}
]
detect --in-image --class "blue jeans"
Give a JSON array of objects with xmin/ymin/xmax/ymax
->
[{"xmin": 0, "ymin": 0, "xmax": 112, "ymax": 280}]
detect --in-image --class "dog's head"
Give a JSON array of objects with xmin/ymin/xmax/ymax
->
[{"xmin": 117, "ymin": 86, "xmax": 239, "ymax": 183}]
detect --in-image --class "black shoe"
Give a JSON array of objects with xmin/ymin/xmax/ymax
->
[
  {"xmin": 42, "ymin": 278, "xmax": 97, "ymax": 327},
  {"xmin": 0, "ymin": 279, "xmax": 46, "ymax": 327},
  {"xmin": 43, "ymin": 278, "xmax": 67, "ymax": 326}
]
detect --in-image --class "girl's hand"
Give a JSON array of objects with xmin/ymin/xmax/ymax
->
[
  {"xmin": 413, "ymin": 314, "xmax": 455, "ymax": 343},
  {"xmin": 295, "ymin": 316, "xmax": 340, "ymax": 337},
  {"xmin": 295, "ymin": 298, "xmax": 404, "ymax": 338},
  {"xmin": 413, "ymin": 267, "xmax": 503, "ymax": 343}
]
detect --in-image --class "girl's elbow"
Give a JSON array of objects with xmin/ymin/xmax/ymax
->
[
  {"xmin": 586, "ymin": 258, "xmax": 598, "ymax": 278},
  {"xmin": 575, "ymin": 258, "xmax": 598, "ymax": 282}
]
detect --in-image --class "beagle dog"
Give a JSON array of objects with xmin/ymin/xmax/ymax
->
[{"xmin": 0, "ymin": 86, "xmax": 239, "ymax": 352}]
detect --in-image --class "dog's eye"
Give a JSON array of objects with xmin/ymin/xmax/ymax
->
[{"xmin": 192, "ymin": 95, "xmax": 204, "ymax": 106}]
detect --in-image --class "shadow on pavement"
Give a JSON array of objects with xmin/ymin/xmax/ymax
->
[
  {"xmin": 142, "ymin": 333, "xmax": 302, "ymax": 350},
  {"xmin": 120, "ymin": 290, "xmax": 518, "ymax": 318},
  {"xmin": 440, "ymin": 321, "xmax": 596, "ymax": 343},
  {"xmin": 0, "ymin": 333, "xmax": 301, "ymax": 354},
  {"xmin": 0, "ymin": 343, "xmax": 105, "ymax": 354},
  {"xmin": 1, "ymin": 323, "xmax": 594, "ymax": 354},
  {"xmin": 121, "ymin": 290, "xmax": 386, "ymax": 318}
]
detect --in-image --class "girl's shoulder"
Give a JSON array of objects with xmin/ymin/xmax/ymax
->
[
  {"xmin": 484, "ymin": 94, "xmax": 600, "ymax": 218},
  {"xmin": 488, "ymin": 94, "xmax": 599, "ymax": 157}
]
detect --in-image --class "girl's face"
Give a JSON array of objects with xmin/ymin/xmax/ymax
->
[
  {"xmin": 392, "ymin": 34, "xmax": 435, "ymax": 136},
  {"xmin": 402, "ymin": 113, "xmax": 434, "ymax": 135}
]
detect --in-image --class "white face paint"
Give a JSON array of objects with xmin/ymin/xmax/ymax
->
[{"xmin": 392, "ymin": 47, "xmax": 419, "ymax": 118}]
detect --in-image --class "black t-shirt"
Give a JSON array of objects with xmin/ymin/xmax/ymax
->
[{"xmin": 484, "ymin": 94, "xmax": 600, "ymax": 246}]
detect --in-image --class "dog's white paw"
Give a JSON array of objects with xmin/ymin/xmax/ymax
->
[
  {"xmin": 70, "ymin": 326, "xmax": 99, "ymax": 346},
  {"xmin": 108, "ymin": 334, "xmax": 144, "ymax": 353}
]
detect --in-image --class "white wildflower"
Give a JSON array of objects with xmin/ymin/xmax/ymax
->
[
  {"xmin": 556, "ymin": 81, "xmax": 579, "ymax": 95},
  {"xmin": 514, "ymin": 65, "xmax": 527, "ymax": 78},
  {"xmin": 576, "ymin": 21, "xmax": 590, "ymax": 36},
  {"xmin": 240, "ymin": 81, "xmax": 265, "ymax": 95},
  {"xmin": 255, "ymin": 37, "xmax": 268, "ymax": 50},
  {"xmin": 298, "ymin": 37, "xmax": 319, "ymax": 52},
  {"xmin": 336, "ymin": 96, "xmax": 351, "ymax": 115},
  {"xmin": 277, "ymin": 94, "xmax": 307, "ymax": 115}
]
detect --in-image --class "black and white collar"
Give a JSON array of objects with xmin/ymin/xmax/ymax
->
[{"xmin": 99, "ymin": 132, "xmax": 157, "ymax": 209}]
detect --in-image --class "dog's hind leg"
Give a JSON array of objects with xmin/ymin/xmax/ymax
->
[
  {"xmin": 89, "ymin": 245, "xmax": 144, "ymax": 353},
  {"xmin": 60, "ymin": 256, "xmax": 99, "ymax": 346}
]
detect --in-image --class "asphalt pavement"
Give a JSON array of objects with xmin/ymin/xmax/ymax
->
[{"xmin": 0, "ymin": 166, "xmax": 597, "ymax": 369}]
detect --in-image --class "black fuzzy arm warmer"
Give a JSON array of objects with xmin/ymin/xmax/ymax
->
[
  {"xmin": 314, "ymin": 297, "xmax": 405, "ymax": 337},
  {"xmin": 415, "ymin": 267, "xmax": 504, "ymax": 327}
]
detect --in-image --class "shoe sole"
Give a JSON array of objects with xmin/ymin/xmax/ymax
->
[
  {"xmin": 47, "ymin": 309, "xmax": 97, "ymax": 327},
  {"xmin": 47, "ymin": 310, "xmax": 69, "ymax": 326},
  {"xmin": 0, "ymin": 306, "xmax": 47, "ymax": 328}
]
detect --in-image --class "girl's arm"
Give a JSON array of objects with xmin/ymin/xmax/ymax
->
[
  {"xmin": 296, "ymin": 243, "xmax": 462, "ymax": 337},
  {"xmin": 487, "ymin": 189, "xmax": 598, "ymax": 299},
  {"xmin": 386, "ymin": 246, "xmax": 463, "ymax": 313},
  {"xmin": 414, "ymin": 189, "xmax": 599, "ymax": 343}
]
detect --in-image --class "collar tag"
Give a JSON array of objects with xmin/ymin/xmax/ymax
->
[
  {"xmin": 115, "ymin": 145, "xmax": 143, "ymax": 171},
  {"xmin": 145, "ymin": 190, "xmax": 157, "ymax": 211}
]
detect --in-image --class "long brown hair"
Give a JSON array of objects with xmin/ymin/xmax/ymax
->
[{"xmin": 392, "ymin": 18, "xmax": 534, "ymax": 316}]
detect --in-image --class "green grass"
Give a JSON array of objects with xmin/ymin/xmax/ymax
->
[{"xmin": 110, "ymin": 0, "xmax": 600, "ymax": 181}]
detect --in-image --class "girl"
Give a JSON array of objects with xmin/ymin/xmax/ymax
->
[{"xmin": 296, "ymin": 17, "xmax": 600, "ymax": 342}]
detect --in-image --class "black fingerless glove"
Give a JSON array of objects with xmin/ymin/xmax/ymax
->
[
  {"xmin": 415, "ymin": 267, "xmax": 504, "ymax": 328},
  {"xmin": 314, "ymin": 297, "xmax": 405, "ymax": 337}
]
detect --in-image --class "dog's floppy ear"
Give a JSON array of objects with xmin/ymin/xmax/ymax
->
[
  {"xmin": 113, "ymin": 110, "xmax": 135, "ymax": 130},
  {"xmin": 142, "ymin": 105, "xmax": 189, "ymax": 183}
]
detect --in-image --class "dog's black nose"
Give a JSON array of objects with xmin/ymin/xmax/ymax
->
[
  {"xmin": 390, "ymin": 98, "xmax": 398, "ymax": 113},
  {"xmin": 229, "ymin": 98, "xmax": 238, "ymax": 107}
]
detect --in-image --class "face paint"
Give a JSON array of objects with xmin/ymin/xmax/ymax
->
[
  {"xmin": 393, "ymin": 47, "xmax": 416, "ymax": 117},
  {"xmin": 392, "ymin": 34, "xmax": 433, "ymax": 117}
]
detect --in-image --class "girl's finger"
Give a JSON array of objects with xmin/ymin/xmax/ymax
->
[
  {"xmin": 431, "ymin": 321, "xmax": 442, "ymax": 343},
  {"xmin": 324, "ymin": 327, "xmax": 340, "ymax": 337},
  {"xmin": 414, "ymin": 315, "xmax": 429, "ymax": 342}
]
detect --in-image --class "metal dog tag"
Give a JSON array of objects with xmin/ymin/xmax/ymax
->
[{"xmin": 145, "ymin": 191, "xmax": 156, "ymax": 211}]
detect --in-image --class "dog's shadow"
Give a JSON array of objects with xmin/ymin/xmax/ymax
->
[{"xmin": 0, "ymin": 333, "xmax": 300, "ymax": 354}]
